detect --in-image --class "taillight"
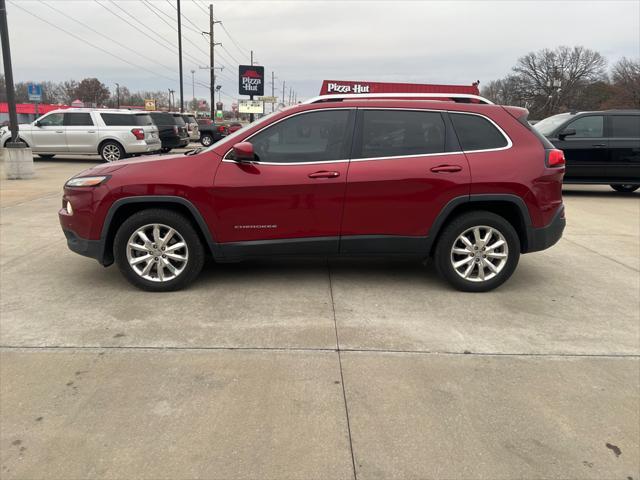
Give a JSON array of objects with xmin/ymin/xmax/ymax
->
[
  {"xmin": 131, "ymin": 128, "xmax": 145, "ymax": 140},
  {"xmin": 217, "ymin": 125, "xmax": 226, "ymax": 133},
  {"xmin": 173, "ymin": 125, "xmax": 178, "ymax": 135},
  {"xmin": 546, "ymin": 149, "xmax": 565, "ymax": 168}
]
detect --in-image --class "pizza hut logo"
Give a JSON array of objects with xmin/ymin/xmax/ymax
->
[
  {"xmin": 327, "ymin": 83, "xmax": 370, "ymax": 94},
  {"xmin": 241, "ymin": 71, "xmax": 262, "ymax": 92}
]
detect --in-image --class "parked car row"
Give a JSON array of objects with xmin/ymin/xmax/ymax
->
[{"xmin": 0, "ymin": 108, "xmax": 197, "ymax": 161}]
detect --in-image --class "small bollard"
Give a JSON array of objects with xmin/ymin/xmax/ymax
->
[{"xmin": 3, "ymin": 142, "xmax": 34, "ymax": 180}]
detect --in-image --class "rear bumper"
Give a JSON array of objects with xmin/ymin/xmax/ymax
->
[
  {"xmin": 161, "ymin": 137, "xmax": 190, "ymax": 148},
  {"xmin": 126, "ymin": 140, "xmax": 161, "ymax": 154},
  {"xmin": 525, "ymin": 205, "xmax": 565, "ymax": 253}
]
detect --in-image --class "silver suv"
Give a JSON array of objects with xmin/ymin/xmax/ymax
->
[
  {"xmin": 0, "ymin": 108, "xmax": 161, "ymax": 162},
  {"xmin": 181, "ymin": 113, "xmax": 200, "ymax": 141}
]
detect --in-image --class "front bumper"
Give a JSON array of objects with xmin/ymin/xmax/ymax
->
[
  {"xmin": 62, "ymin": 227, "xmax": 108, "ymax": 264},
  {"xmin": 525, "ymin": 205, "xmax": 566, "ymax": 253}
]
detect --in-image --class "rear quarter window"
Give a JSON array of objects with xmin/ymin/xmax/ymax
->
[
  {"xmin": 610, "ymin": 115, "xmax": 640, "ymax": 138},
  {"xmin": 450, "ymin": 113, "xmax": 509, "ymax": 151},
  {"xmin": 172, "ymin": 115, "xmax": 186, "ymax": 126},
  {"xmin": 149, "ymin": 113, "xmax": 174, "ymax": 126},
  {"xmin": 101, "ymin": 113, "xmax": 144, "ymax": 126}
]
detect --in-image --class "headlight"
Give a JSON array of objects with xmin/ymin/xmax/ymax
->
[{"xmin": 65, "ymin": 176, "xmax": 109, "ymax": 187}]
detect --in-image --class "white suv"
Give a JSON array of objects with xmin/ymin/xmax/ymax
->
[{"xmin": 0, "ymin": 109, "xmax": 161, "ymax": 162}]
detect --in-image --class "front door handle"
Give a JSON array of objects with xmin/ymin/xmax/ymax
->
[
  {"xmin": 592, "ymin": 143, "xmax": 606, "ymax": 147},
  {"xmin": 87, "ymin": 130, "xmax": 96, "ymax": 133},
  {"xmin": 55, "ymin": 130, "xmax": 64, "ymax": 133},
  {"xmin": 308, "ymin": 171, "xmax": 340, "ymax": 179},
  {"xmin": 430, "ymin": 164, "xmax": 462, "ymax": 173}
]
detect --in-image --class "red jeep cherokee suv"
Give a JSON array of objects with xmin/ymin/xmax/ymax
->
[{"xmin": 59, "ymin": 93, "xmax": 566, "ymax": 292}]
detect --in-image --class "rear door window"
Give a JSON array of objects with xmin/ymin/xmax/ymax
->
[
  {"xmin": 563, "ymin": 115, "xmax": 604, "ymax": 138},
  {"xmin": 610, "ymin": 115, "xmax": 640, "ymax": 138},
  {"xmin": 450, "ymin": 113, "xmax": 509, "ymax": 151},
  {"xmin": 64, "ymin": 112, "xmax": 94, "ymax": 126},
  {"xmin": 357, "ymin": 110, "xmax": 446, "ymax": 158}
]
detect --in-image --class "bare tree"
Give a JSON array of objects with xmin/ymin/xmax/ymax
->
[
  {"xmin": 512, "ymin": 46, "xmax": 607, "ymax": 117},
  {"xmin": 607, "ymin": 57, "xmax": 640, "ymax": 108}
]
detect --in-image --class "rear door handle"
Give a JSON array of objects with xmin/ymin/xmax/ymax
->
[
  {"xmin": 430, "ymin": 165, "xmax": 462, "ymax": 173},
  {"xmin": 308, "ymin": 171, "xmax": 340, "ymax": 179},
  {"xmin": 87, "ymin": 130, "xmax": 96, "ymax": 133},
  {"xmin": 592, "ymin": 144, "xmax": 606, "ymax": 147},
  {"xmin": 55, "ymin": 130, "xmax": 64, "ymax": 133}
]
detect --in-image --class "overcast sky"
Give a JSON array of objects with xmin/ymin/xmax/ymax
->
[{"xmin": 4, "ymin": 0, "xmax": 640, "ymax": 105}]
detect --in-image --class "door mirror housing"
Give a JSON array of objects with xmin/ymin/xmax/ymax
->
[
  {"xmin": 558, "ymin": 128, "xmax": 576, "ymax": 140},
  {"xmin": 34, "ymin": 120, "xmax": 42, "ymax": 127},
  {"xmin": 233, "ymin": 142, "xmax": 256, "ymax": 163}
]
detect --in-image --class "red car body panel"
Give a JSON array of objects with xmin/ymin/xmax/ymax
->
[{"xmin": 212, "ymin": 160, "xmax": 348, "ymax": 243}]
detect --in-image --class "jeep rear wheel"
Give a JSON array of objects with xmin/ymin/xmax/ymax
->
[
  {"xmin": 113, "ymin": 209, "xmax": 205, "ymax": 291},
  {"xmin": 610, "ymin": 184, "xmax": 639, "ymax": 193},
  {"xmin": 434, "ymin": 211, "xmax": 520, "ymax": 292}
]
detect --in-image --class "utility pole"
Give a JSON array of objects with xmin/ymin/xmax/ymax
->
[
  {"xmin": 190, "ymin": 69, "xmax": 195, "ymax": 112},
  {"xmin": 177, "ymin": 0, "xmax": 184, "ymax": 112},
  {"xmin": 115, "ymin": 83, "xmax": 120, "ymax": 109},
  {"xmin": 0, "ymin": 0, "xmax": 21, "ymax": 145},
  {"xmin": 249, "ymin": 50, "xmax": 254, "ymax": 122},
  {"xmin": 270, "ymin": 71, "xmax": 276, "ymax": 113},
  {"xmin": 209, "ymin": 4, "xmax": 214, "ymax": 118},
  {"xmin": 1, "ymin": 0, "xmax": 33, "ymax": 180},
  {"xmin": 168, "ymin": 88, "xmax": 175, "ymax": 110}
]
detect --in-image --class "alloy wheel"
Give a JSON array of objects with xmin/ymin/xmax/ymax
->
[
  {"xmin": 103, "ymin": 144, "xmax": 121, "ymax": 162},
  {"xmin": 450, "ymin": 225, "xmax": 509, "ymax": 282},
  {"xmin": 126, "ymin": 223, "xmax": 189, "ymax": 282},
  {"xmin": 201, "ymin": 135, "xmax": 212, "ymax": 146}
]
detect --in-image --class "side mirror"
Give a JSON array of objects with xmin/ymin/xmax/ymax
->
[
  {"xmin": 233, "ymin": 142, "xmax": 256, "ymax": 163},
  {"xmin": 34, "ymin": 121, "xmax": 42, "ymax": 127},
  {"xmin": 558, "ymin": 128, "xmax": 576, "ymax": 140}
]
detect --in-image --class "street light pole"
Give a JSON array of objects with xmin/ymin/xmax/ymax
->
[
  {"xmin": 115, "ymin": 82, "xmax": 120, "ymax": 109},
  {"xmin": 177, "ymin": 0, "xmax": 184, "ymax": 112},
  {"xmin": 190, "ymin": 69, "xmax": 195, "ymax": 111}
]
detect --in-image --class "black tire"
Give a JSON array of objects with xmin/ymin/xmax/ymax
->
[
  {"xmin": 113, "ymin": 209, "xmax": 205, "ymax": 292},
  {"xmin": 4, "ymin": 137, "xmax": 28, "ymax": 148},
  {"xmin": 100, "ymin": 140, "xmax": 125, "ymax": 162},
  {"xmin": 161, "ymin": 147, "xmax": 172, "ymax": 153},
  {"xmin": 200, "ymin": 134, "xmax": 214, "ymax": 147},
  {"xmin": 433, "ymin": 211, "xmax": 521, "ymax": 292},
  {"xmin": 610, "ymin": 184, "xmax": 639, "ymax": 193},
  {"xmin": 38, "ymin": 154, "xmax": 55, "ymax": 159}
]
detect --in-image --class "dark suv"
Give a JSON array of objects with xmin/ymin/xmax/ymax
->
[
  {"xmin": 534, "ymin": 110, "xmax": 640, "ymax": 192},
  {"xmin": 59, "ymin": 93, "xmax": 566, "ymax": 292},
  {"xmin": 148, "ymin": 112, "xmax": 189, "ymax": 153}
]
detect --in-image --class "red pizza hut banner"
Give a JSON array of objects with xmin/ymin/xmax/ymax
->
[
  {"xmin": 239, "ymin": 65, "xmax": 265, "ymax": 97},
  {"xmin": 320, "ymin": 80, "xmax": 480, "ymax": 96}
]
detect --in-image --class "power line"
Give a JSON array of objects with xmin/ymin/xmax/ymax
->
[
  {"xmin": 164, "ymin": 0, "xmax": 206, "ymax": 35},
  {"xmin": 38, "ymin": 0, "xmax": 176, "ymax": 75},
  {"xmin": 100, "ymin": 0, "xmax": 207, "ymax": 69},
  {"xmin": 220, "ymin": 23, "xmax": 251, "ymax": 60},
  {"xmin": 8, "ymin": 0, "xmax": 178, "ymax": 84}
]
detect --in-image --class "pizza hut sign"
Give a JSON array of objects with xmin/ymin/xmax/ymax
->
[
  {"xmin": 238, "ymin": 65, "xmax": 265, "ymax": 97},
  {"xmin": 326, "ymin": 82, "xmax": 371, "ymax": 94}
]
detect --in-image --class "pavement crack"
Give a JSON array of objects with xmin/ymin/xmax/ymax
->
[{"xmin": 328, "ymin": 259, "xmax": 358, "ymax": 480}]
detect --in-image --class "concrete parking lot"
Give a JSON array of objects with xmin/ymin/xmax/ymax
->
[{"xmin": 1, "ymin": 156, "xmax": 639, "ymax": 479}]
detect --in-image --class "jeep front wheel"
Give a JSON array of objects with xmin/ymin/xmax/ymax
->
[
  {"xmin": 434, "ymin": 211, "xmax": 520, "ymax": 292},
  {"xmin": 113, "ymin": 209, "xmax": 205, "ymax": 291}
]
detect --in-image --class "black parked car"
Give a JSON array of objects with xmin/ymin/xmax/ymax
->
[
  {"xmin": 148, "ymin": 112, "xmax": 190, "ymax": 153},
  {"xmin": 198, "ymin": 123, "xmax": 229, "ymax": 147},
  {"xmin": 534, "ymin": 110, "xmax": 640, "ymax": 192}
]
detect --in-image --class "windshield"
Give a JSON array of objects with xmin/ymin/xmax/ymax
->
[
  {"xmin": 533, "ymin": 113, "xmax": 572, "ymax": 136},
  {"xmin": 203, "ymin": 109, "xmax": 286, "ymax": 153}
]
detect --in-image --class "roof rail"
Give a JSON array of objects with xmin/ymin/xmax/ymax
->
[{"xmin": 303, "ymin": 93, "xmax": 494, "ymax": 105}]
